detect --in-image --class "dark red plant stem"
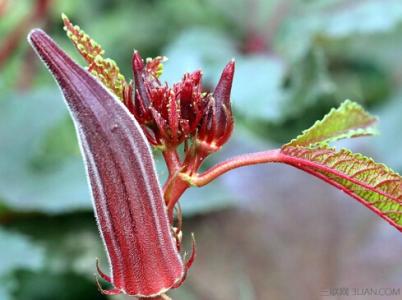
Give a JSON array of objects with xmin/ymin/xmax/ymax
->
[
  {"xmin": 162, "ymin": 148, "xmax": 181, "ymax": 177},
  {"xmin": 165, "ymin": 177, "xmax": 190, "ymax": 223},
  {"xmin": 190, "ymin": 149, "xmax": 400, "ymax": 201},
  {"xmin": 189, "ymin": 149, "xmax": 282, "ymax": 187},
  {"xmin": 160, "ymin": 145, "xmax": 198, "ymax": 224},
  {"xmin": 182, "ymin": 150, "xmax": 205, "ymax": 176},
  {"xmin": 186, "ymin": 148, "xmax": 402, "ymax": 231},
  {"xmin": 161, "ymin": 148, "xmax": 193, "ymax": 223}
]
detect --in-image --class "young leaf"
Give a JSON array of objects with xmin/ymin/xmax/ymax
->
[
  {"xmin": 28, "ymin": 29, "xmax": 184, "ymax": 297},
  {"xmin": 281, "ymin": 145, "xmax": 402, "ymax": 230},
  {"xmin": 280, "ymin": 100, "xmax": 402, "ymax": 230},
  {"xmin": 62, "ymin": 14, "xmax": 126, "ymax": 99},
  {"xmin": 285, "ymin": 100, "xmax": 378, "ymax": 147}
]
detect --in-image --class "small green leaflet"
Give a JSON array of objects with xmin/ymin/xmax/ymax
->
[
  {"xmin": 281, "ymin": 100, "xmax": 402, "ymax": 231},
  {"xmin": 285, "ymin": 100, "xmax": 378, "ymax": 147}
]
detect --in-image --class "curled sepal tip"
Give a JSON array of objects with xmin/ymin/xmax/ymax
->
[{"xmin": 28, "ymin": 28, "xmax": 184, "ymax": 297}]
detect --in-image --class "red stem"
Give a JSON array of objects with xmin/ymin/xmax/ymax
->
[
  {"xmin": 185, "ymin": 147, "xmax": 402, "ymax": 231},
  {"xmin": 165, "ymin": 178, "xmax": 189, "ymax": 222},
  {"xmin": 191, "ymin": 148, "xmax": 399, "ymax": 202},
  {"xmin": 189, "ymin": 149, "xmax": 282, "ymax": 186},
  {"xmin": 161, "ymin": 147, "xmax": 191, "ymax": 223},
  {"xmin": 162, "ymin": 148, "xmax": 180, "ymax": 177}
]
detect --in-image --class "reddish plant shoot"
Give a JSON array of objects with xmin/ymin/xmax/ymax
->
[{"xmin": 28, "ymin": 15, "xmax": 401, "ymax": 299}]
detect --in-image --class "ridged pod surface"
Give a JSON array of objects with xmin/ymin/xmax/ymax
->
[{"xmin": 28, "ymin": 29, "xmax": 184, "ymax": 297}]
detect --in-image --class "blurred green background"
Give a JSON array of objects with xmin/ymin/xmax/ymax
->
[{"xmin": 1, "ymin": 0, "xmax": 402, "ymax": 299}]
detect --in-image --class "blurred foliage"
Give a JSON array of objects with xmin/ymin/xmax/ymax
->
[
  {"xmin": 0, "ymin": 89, "xmax": 88, "ymax": 214},
  {"xmin": 0, "ymin": 228, "xmax": 44, "ymax": 300},
  {"xmin": 0, "ymin": 0, "xmax": 401, "ymax": 299}
]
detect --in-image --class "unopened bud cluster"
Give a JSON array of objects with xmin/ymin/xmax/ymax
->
[{"xmin": 124, "ymin": 51, "xmax": 235, "ymax": 169}]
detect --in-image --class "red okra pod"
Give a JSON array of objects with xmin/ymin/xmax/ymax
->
[{"xmin": 28, "ymin": 29, "xmax": 184, "ymax": 297}]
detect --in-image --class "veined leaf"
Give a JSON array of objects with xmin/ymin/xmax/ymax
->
[
  {"xmin": 62, "ymin": 14, "xmax": 126, "ymax": 99},
  {"xmin": 280, "ymin": 100, "xmax": 401, "ymax": 230},
  {"xmin": 285, "ymin": 100, "xmax": 378, "ymax": 147},
  {"xmin": 281, "ymin": 145, "xmax": 402, "ymax": 231}
]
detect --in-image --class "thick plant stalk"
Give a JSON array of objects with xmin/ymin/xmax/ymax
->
[{"xmin": 28, "ymin": 29, "xmax": 184, "ymax": 297}]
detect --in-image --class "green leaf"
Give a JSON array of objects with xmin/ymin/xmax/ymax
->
[
  {"xmin": 0, "ymin": 227, "xmax": 45, "ymax": 300},
  {"xmin": 7, "ymin": 214, "xmax": 107, "ymax": 276},
  {"xmin": 0, "ymin": 89, "xmax": 91, "ymax": 214},
  {"xmin": 285, "ymin": 100, "xmax": 378, "ymax": 147},
  {"xmin": 277, "ymin": 0, "xmax": 402, "ymax": 61},
  {"xmin": 1, "ymin": 214, "xmax": 109, "ymax": 300},
  {"xmin": 280, "ymin": 99, "xmax": 401, "ymax": 231},
  {"xmin": 0, "ymin": 227, "xmax": 45, "ymax": 276},
  {"xmin": 13, "ymin": 270, "xmax": 106, "ymax": 300},
  {"xmin": 281, "ymin": 145, "xmax": 402, "ymax": 230},
  {"xmin": 322, "ymin": 0, "xmax": 402, "ymax": 38}
]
